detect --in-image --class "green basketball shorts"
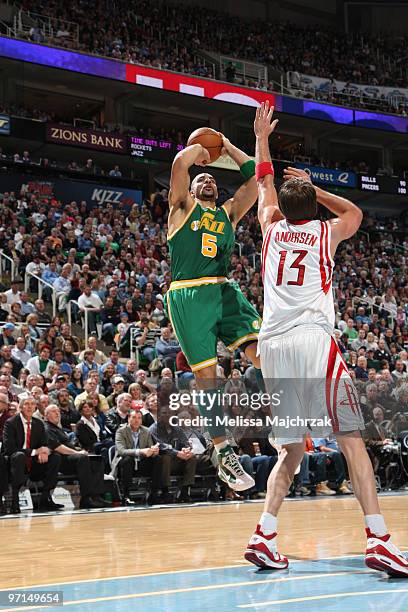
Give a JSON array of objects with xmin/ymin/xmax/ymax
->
[{"xmin": 165, "ymin": 277, "xmax": 261, "ymax": 372}]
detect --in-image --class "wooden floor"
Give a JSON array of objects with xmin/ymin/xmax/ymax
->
[{"xmin": 1, "ymin": 494, "xmax": 407, "ymax": 589}]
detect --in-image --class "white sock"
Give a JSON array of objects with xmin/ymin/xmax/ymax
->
[
  {"xmin": 260, "ymin": 512, "xmax": 277, "ymax": 536},
  {"xmin": 364, "ymin": 514, "xmax": 388, "ymax": 537},
  {"xmin": 214, "ymin": 440, "xmax": 229, "ymax": 452}
]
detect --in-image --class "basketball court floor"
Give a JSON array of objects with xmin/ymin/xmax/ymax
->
[{"xmin": 0, "ymin": 493, "xmax": 407, "ymax": 611}]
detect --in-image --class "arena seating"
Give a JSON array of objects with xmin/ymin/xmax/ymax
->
[
  {"xmin": 0, "ymin": 148, "xmax": 407, "ymax": 511},
  {"xmin": 11, "ymin": 0, "xmax": 408, "ymax": 115}
]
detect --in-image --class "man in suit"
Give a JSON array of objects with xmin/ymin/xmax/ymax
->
[
  {"xmin": 0, "ymin": 451, "xmax": 8, "ymax": 514},
  {"xmin": 0, "ymin": 392, "xmax": 12, "ymax": 442},
  {"xmin": 0, "ymin": 391, "xmax": 14, "ymax": 512},
  {"xmin": 2, "ymin": 397, "xmax": 61, "ymax": 513},
  {"xmin": 114, "ymin": 410, "xmax": 162, "ymax": 506},
  {"xmin": 149, "ymin": 406, "xmax": 198, "ymax": 503},
  {"xmin": 44, "ymin": 404, "xmax": 109, "ymax": 509}
]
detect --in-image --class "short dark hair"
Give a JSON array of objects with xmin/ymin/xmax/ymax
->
[{"xmin": 278, "ymin": 178, "xmax": 317, "ymax": 220}]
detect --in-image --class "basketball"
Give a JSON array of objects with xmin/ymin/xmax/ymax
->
[{"xmin": 187, "ymin": 127, "xmax": 223, "ymax": 163}]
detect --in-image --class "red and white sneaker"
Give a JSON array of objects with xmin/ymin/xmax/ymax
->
[
  {"xmin": 365, "ymin": 528, "xmax": 408, "ymax": 577},
  {"xmin": 244, "ymin": 525, "xmax": 289, "ymax": 570}
]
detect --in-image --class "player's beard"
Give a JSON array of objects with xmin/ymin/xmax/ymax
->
[{"xmin": 199, "ymin": 186, "xmax": 216, "ymax": 201}]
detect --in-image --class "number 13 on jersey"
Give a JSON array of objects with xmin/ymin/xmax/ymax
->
[{"xmin": 276, "ymin": 249, "xmax": 307, "ymax": 286}]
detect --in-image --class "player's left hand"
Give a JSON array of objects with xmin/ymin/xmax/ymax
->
[
  {"xmin": 283, "ymin": 166, "xmax": 312, "ymax": 182},
  {"xmin": 254, "ymin": 101, "xmax": 279, "ymax": 138},
  {"xmin": 219, "ymin": 133, "xmax": 232, "ymax": 157}
]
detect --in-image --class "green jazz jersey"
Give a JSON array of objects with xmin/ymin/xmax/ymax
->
[{"xmin": 168, "ymin": 203, "xmax": 235, "ymax": 281}]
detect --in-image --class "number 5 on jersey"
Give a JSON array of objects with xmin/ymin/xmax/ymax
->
[{"xmin": 201, "ymin": 233, "xmax": 218, "ymax": 258}]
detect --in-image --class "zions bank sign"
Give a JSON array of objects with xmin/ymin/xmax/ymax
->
[{"xmin": 46, "ymin": 124, "xmax": 127, "ymax": 154}]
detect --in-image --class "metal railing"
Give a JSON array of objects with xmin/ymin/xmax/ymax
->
[
  {"xmin": 235, "ymin": 242, "xmax": 242, "ymax": 257},
  {"xmin": 0, "ymin": 250, "xmax": 18, "ymax": 282},
  {"xmin": 234, "ymin": 244, "xmax": 261, "ymax": 270},
  {"xmin": 15, "ymin": 9, "xmax": 79, "ymax": 45},
  {"xmin": 67, "ymin": 300, "xmax": 102, "ymax": 346},
  {"xmin": 219, "ymin": 54, "xmax": 268, "ymax": 86},
  {"xmin": 129, "ymin": 327, "xmax": 161, "ymax": 365},
  {"xmin": 357, "ymin": 229, "xmax": 370, "ymax": 244},
  {"xmin": 24, "ymin": 272, "xmax": 56, "ymax": 317},
  {"xmin": 0, "ymin": 18, "xmax": 13, "ymax": 37},
  {"xmin": 129, "ymin": 328, "xmax": 139, "ymax": 364},
  {"xmin": 248, "ymin": 252, "xmax": 261, "ymax": 270},
  {"xmin": 351, "ymin": 296, "xmax": 395, "ymax": 327}
]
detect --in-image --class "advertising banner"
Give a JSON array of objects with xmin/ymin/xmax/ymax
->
[
  {"xmin": 125, "ymin": 63, "xmax": 279, "ymax": 109},
  {"xmin": 46, "ymin": 124, "xmax": 127, "ymax": 154},
  {"xmin": 0, "ymin": 172, "xmax": 142, "ymax": 207},
  {"xmin": 294, "ymin": 162, "xmax": 357, "ymax": 188},
  {"xmin": 1, "ymin": 37, "xmax": 407, "ymax": 135},
  {"xmin": 287, "ymin": 71, "xmax": 408, "ymax": 133},
  {"xmin": 0, "ymin": 114, "xmax": 10, "ymax": 135}
]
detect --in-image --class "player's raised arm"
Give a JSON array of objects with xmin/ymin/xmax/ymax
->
[
  {"xmin": 221, "ymin": 138, "xmax": 258, "ymax": 226},
  {"xmin": 283, "ymin": 166, "xmax": 363, "ymax": 253},
  {"xmin": 254, "ymin": 102, "xmax": 283, "ymax": 237},
  {"xmin": 169, "ymin": 144, "xmax": 210, "ymax": 211}
]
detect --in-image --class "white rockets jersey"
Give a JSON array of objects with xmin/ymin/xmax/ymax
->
[{"xmin": 260, "ymin": 218, "xmax": 335, "ymax": 340}]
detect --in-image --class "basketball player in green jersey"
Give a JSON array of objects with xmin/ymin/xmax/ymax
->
[{"xmin": 167, "ymin": 133, "xmax": 268, "ymax": 491}]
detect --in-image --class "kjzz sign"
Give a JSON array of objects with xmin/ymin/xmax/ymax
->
[
  {"xmin": 46, "ymin": 124, "xmax": 127, "ymax": 154},
  {"xmin": 89, "ymin": 187, "xmax": 141, "ymax": 206},
  {"xmin": 294, "ymin": 163, "xmax": 357, "ymax": 188},
  {"xmin": 0, "ymin": 172, "xmax": 142, "ymax": 207},
  {"xmin": 0, "ymin": 113, "xmax": 10, "ymax": 135}
]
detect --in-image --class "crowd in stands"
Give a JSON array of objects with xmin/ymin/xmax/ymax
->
[
  {"xmin": 0, "ymin": 104, "xmax": 187, "ymax": 148},
  {"xmin": 0, "ymin": 156, "xmax": 407, "ymax": 513},
  {"xmin": 290, "ymin": 83, "xmax": 408, "ymax": 117},
  {"xmin": 0, "ymin": 137, "xmax": 381, "ymax": 183},
  {"xmin": 15, "ymin": 0, "xmax": 408, "ymax": 115},
  {"xmin": 0, "ymin": 143, "xmax": 127, "ymax": 181}
]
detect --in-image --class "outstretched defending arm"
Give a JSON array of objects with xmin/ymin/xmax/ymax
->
[
  {"xmin": 221, "ymin": 138, "xmax": 258, "ymax": 226},
  {"xmin": 283, "ymin": 167, "xmax": 363, "ymax": 254},
  {"xmin": 254, "ymin": 102, "xmax": 283, "ymax": 237}
]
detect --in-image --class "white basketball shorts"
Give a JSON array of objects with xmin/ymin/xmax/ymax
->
[{"xmin": 259, "ymin": 325, "xmax": 365, "ymax": 445}]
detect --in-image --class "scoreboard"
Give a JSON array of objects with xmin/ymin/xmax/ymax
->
[
  {"xmin": 129, "ymin": 136, "xmax": 184, "ymax": 161},
  {"xmin": 359, "ymin": 175, "xmax": 407, "ymax": 196}
]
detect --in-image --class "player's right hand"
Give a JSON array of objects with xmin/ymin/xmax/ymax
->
[
  {"xmin": 195, "ymin": 146, "xmax": 211, "ymax": 167},
  {"xmin": 283, "ymin": 166, "xmax": 312, "ymax": 182}
]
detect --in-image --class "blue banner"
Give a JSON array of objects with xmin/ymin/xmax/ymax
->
[
  {"xmin": 0, "ymin": 114, "xmax": 10, "ymax": 135},
  {"xmin": 294, "ymin": 163, "xmax": 356, "ymax": 188},
  {"xmin": 0, "ymin": 172, "xmax": 142, "ymax": 207},
  {"xmin": 56, "ymin": 180, "xmax": 142, "ymax": 207}
]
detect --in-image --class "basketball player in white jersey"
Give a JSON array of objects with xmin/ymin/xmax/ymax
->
[{"xmin": 244, "ymin": 101, "xmax": 408, "ymax": 577}]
